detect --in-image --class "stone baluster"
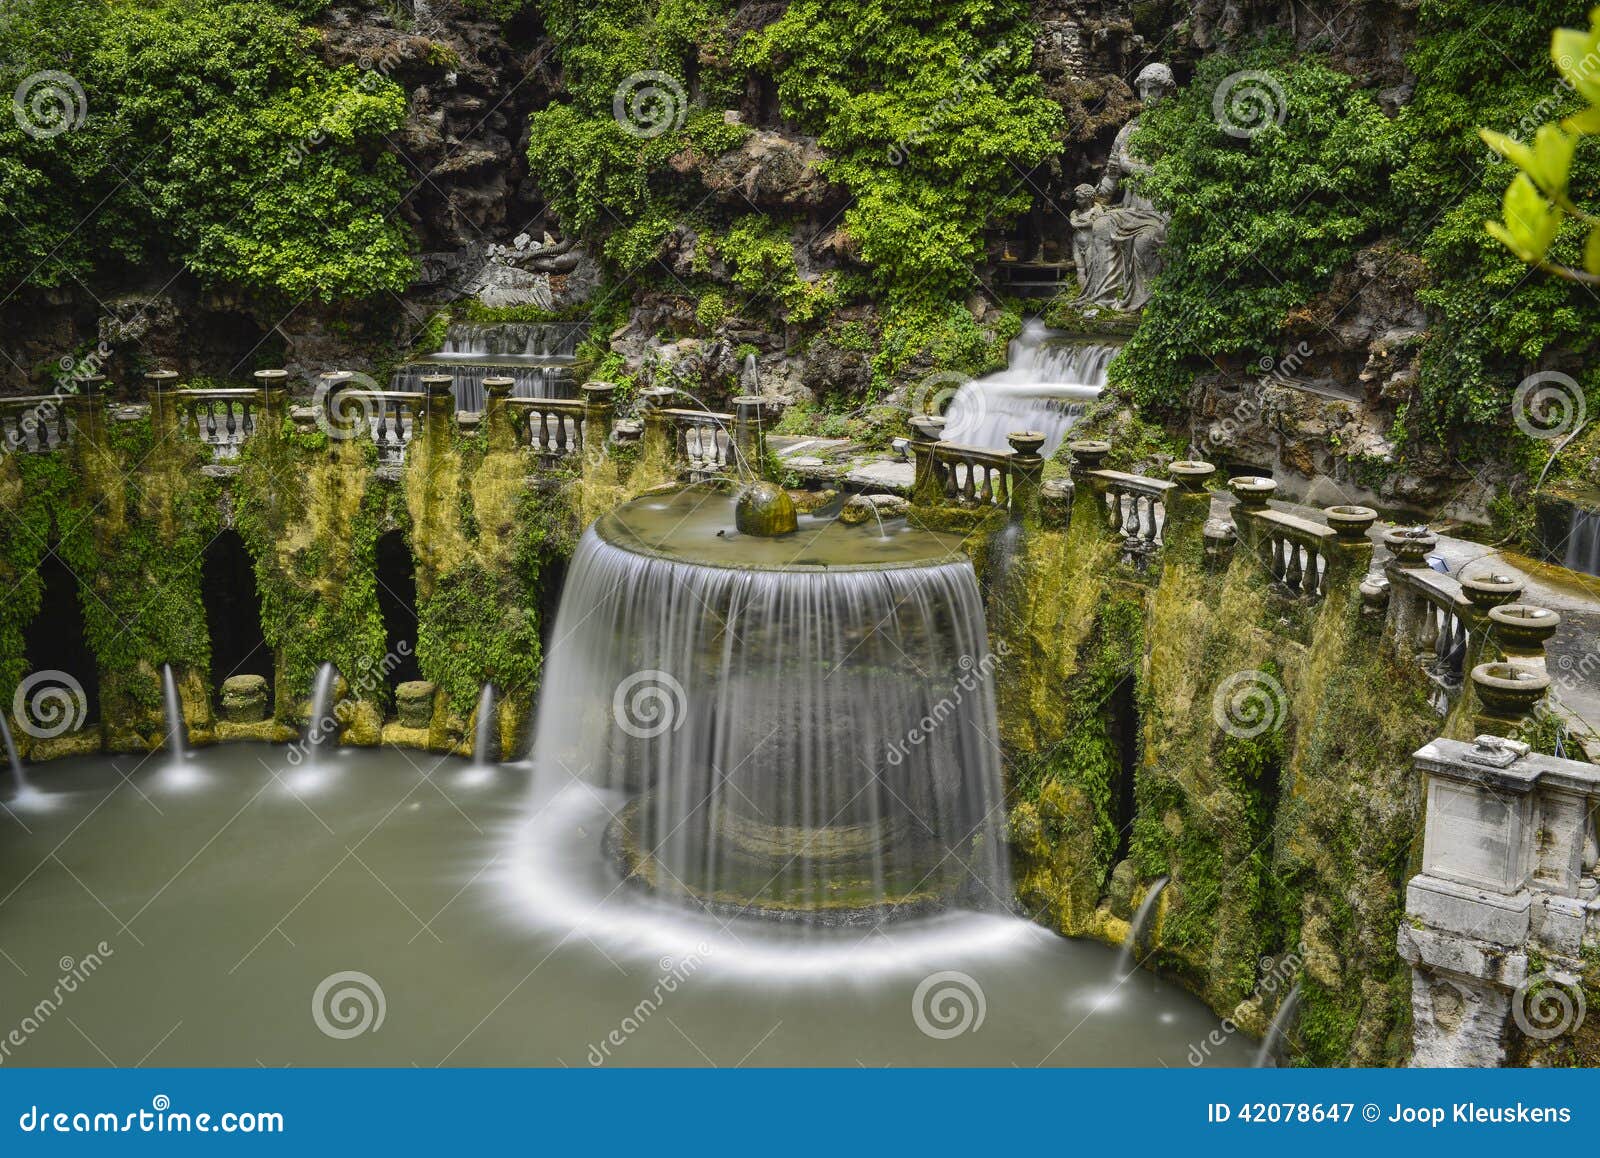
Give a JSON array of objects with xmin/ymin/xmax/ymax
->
[
  {"xmin": 1323, "ymin": 505, "xmax": 1376, "ymax": 596},
  {"xmin": 1487, "ymin": 603, "xmax": 1561, "ymax": 673},
  {"xmin": 69, "ymin": 373, "xmax": 105, "ymax": 449},
  {"xmin": 1226, "ymin": 475, "xmax": 1276, "ymax": 566},
  {"xmin": 1381, "ymin": 526, "xmax": 1439, "ymax": 661},
  {"xmin": 254, "ymin": 369, "xmax": 289, "ymax": 429},
  {"xmin": 146, "ymin": 369, "xmax": 180, "ymax": 439},
  {"xmin": 483, "ymin": 376, "xmax": 517, "ymax": 453},
  {"xmin": 639, "ymin": 385, "xmax": 677, "ymax": 466},
  {"xmin": 908, "ymin": 416, "xmax": 946, "ymax": 509},
  {"xmin": 420, "ymin": 373, "xmax": 453, "ymax": 452},
  {"xmin": 732, "ymin": 394, "xmax": 781, "ymax": 479},
  {"xmin": 1066, "ymin": 439, "xmax": 1110, "ymax": 531},
  {"xmin": 1006, "ymin": 431, "xmax": 1046, "ymax": 529},
  {"xmin": 580, "ymin": 381, "xmax": 617, "ymax": 469},
  {"xmin": 1163, "ymin": 459, "xmax": 1215, "ymax": 563},
  {"xmin": 1459, "ymin": 572, "xmax": 1525, "ymax": 681}
]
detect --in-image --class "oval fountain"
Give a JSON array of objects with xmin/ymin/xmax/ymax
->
[{"xmin": 529, "ymin": 481, "xmax": 1009, "ymax": 928}]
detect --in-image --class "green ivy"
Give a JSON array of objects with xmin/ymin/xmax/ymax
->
[
  {"xmin": 1109, "ymin": 44, "xmax": 1401, "ymax": 413},
  {"xmin": 0, "ymin": 0, "xmax": 413, "ymax": 302}
]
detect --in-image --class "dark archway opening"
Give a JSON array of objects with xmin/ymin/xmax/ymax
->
[
  {"xmin": 375, "ymin": 530, "xmax": 423, "ymax": 692},
  {"xmin": 201, "ymin": 529, "xmax": 273, "ymax": 713},
  {"xmin": 536, "ymin": 554, "xmax": 570, "ymax": 654},
  {"xmin": 1111, "ymin": 675, "xmax": 1139, "ymax": 862},
  {"xmin": 24, "ymin": 550, "xmax": 99, "ymax": 724}
]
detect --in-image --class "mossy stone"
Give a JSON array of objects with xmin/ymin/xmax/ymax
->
[
  {"xmin": 735, "ymin": 481, "xmax": 797, "ymax": 537},
  {"xmin": 220, "ymin": 674, "xmax": 269, "ymax": 724},
  {"xmin": 396, "ymin": 681, "xmax": 437, "ymax": 729}
]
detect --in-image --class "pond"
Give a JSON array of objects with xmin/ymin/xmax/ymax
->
[{"xmin": 0, "ymin": 746, "xmax": 1252, "ymax": 1067}]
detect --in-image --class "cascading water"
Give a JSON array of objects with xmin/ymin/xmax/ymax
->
[
  {"xmin": 942, "ymin": 320, "xmax": 1117, "ymax": 456},
  {"xmin": 0, "ymin": 710, "xmax": 37, "ymax": 805},
  {"xmin": 306, "ymin": 663, "xmax": 339, "ymax": 764},
  {"xmin": 1566, "ymin": 509, "xmax": 1600, "ymax": 577},
  {"xmin": 161, "ymin": 664, "xmax": 187, "ymax": 759},
  {"xmin": 529, "ymin": 484, "xmax": 1010, "ymax": 925},
  {"xmin": 391, "ymin": 322, "xmax": 585, "ymax": 410},
  {"xmin": 473, "ymin": 684, "xmax": 498, "ymax": 766},
  {"xmin": 1116, "ymin": 876, "xmax": 1169, "ymax": 976},
  {"xmin": 1254, "ymin": 981, "xmax": 1302, "ymax": 1067}
]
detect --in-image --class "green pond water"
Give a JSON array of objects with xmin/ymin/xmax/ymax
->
[{"xmin": 0, "ymin": 746, "xmax": 1252, "ymax": 1067}]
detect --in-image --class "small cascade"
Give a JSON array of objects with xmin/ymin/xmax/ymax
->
[
  {"xmin": 160, "ymin": 664, "xmax": 187, "ymax": 759},
  {"xmin": 1116, "ymin": 876, "xmax": 1169, "ymax": 976},
  {"xmin": 1566, "ymin": 509, "xmax": 1600, "ymax": 577},
  {"xmin": 473, "ymin": 684, "xmax": 498, "ymax": 766},
  {"xmin": 943, "ymin": 320, "xmax": 1117, "ymax": 456},
  {"xmin": 1, "ymin": 711, "xmax": 35, "ymax": 802},
  {"xmin": 306, "ymin": 663, "xmax": 339, "ymax": 763},
  {"xmin": 391, "ymin": 322, "xmax": 585, "ymax": 411},
  {"xmin": 1254, "ymin": 982, "xmax": 1303, "ymax": 1067}
]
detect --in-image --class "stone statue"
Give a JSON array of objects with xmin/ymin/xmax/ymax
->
[
  {"xmin": 1076, "ymin": 62, "xmax": 1175, "ymax": 311},
  {"xmin": 1068, "ymin": 184, "xmax": 1104, "ymax": 295}
]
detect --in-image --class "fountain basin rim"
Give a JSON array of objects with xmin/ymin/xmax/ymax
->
[{"xmin": 594, "ymin": 485, "xmax": 971, "ymax": 573}]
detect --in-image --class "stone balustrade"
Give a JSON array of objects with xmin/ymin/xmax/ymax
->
[
  {"xmin": 906, "ymin": 421, "xmax": 1045, "ymax": 523},
  {"xmin": 1399, "ymin": 735, "xmax": 1600, "ymax": 1065},
  {"xmin": 0, "ymin": 393, "xmax": 76, "ymax": 453},
  {"xmin": 173, "ymin": 386, "xmax": 265, "ymax": 458}
]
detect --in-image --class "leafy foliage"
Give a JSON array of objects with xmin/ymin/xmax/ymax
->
[
  {"xmin": 1109, "ymin": 45, "xmax": 1400, "ymax": 412},
  {"xmin": 741, "ymin": 0, "xmax": 1061, "ymax": 303},
  {"xmin": 1416, "ymin": 0, "xmax": 1600, "ymax": 440},
  {"xmin": 0, "ymin": 0, "xmax": 413, "ymax": 302}
]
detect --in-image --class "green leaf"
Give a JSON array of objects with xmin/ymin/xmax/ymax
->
[
  {"xmin": 1553, "ymin": 25, "xmax": 1600, "ymax": 107},
  {"xmin": 1585, "ymin": 223, "xmax": 1600, "ymax": 276},
  {"xmin": 1487, "ymin": 173, "xmax": 1560, "ymax": 264},
  {"xmin": 1480, "ymin": 124, "xmax": 1575, "ymax": 199}
]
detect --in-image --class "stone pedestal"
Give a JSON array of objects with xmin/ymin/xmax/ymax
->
[
  {"xmin": 220, "ymin": 675, "xmax": 269, "ymax": 724},
  {"xmin": 396, "ymin": 681, "xmax": 436, "ymax": 729},
  {"xmin": 1401, "ymin": 736, "xmax": 1600, "ymax": 1066}
]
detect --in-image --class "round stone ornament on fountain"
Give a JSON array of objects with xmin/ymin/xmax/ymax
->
[{"xmin": 734, "ymin": 480, "xmax": 798, "ymax": 537}]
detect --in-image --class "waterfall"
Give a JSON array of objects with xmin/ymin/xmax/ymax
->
[
  {"xmin": 473, "ymin": 684, "xmax": 498, "ymax": 766},
  {"xmin": 1254, "ymin": 982, "xmax": 1303, "ymax": 1067},
  {"xmin": 942, "ymin": 320, "xmax": 1117, "ymax": 456},
  {"xmin": 160, "ymin": 664, "xmax": 186, "ymax": 759},
  {"xmin": 528, "ymin": 486, "xmax": 1011, "ymax": 927},
  {"xmin": 1566, "ymin": 509, "xmax": 1600, "ymax": 577},
  {"xmin": 1116, "ymin": 876, "xmax": 1169, "ymax": 976},
  {"xmin": 391, "ymin": 322, "xmax": 584, "ymax": 411},
  {"xmin": 306, "ymin": 663, "xmax": 339, "ymax": 764},
  {"xmin": 1, "ymin": 711, "xmax": 34, "ymax": 801}
]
